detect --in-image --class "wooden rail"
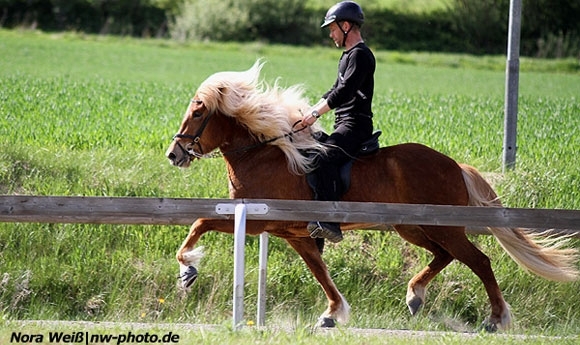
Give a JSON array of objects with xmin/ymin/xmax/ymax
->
[
  {"xmin": 4, "ymin": 195, "xmax": 577, "ymax": 329},
  {"xmin": 1, "ymin": 195, "xmax": 579, "ymax": 237}
]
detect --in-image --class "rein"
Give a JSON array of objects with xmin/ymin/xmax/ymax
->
[{"xmin": 172, "ymin": 107, "xmax": 307, "ymax": 159}]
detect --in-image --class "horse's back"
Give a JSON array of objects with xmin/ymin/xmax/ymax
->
[
  {"xmin": 347, "ymin": 142, "xmax": 469, "ymax": 205},
  {"xmin": 383, "ymin": 142, "xmax": 461, "ymax": 172}
]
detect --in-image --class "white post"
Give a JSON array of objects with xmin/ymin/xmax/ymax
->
[
  {"xmin": 233, "ymin": 203, "xmax": 247, "ymax": 329},
  {"xmin": 257, "ymin": 232, "xmax": 269, "ymax": 326},
  {"xmin": 216, "ymin": 202, "xmax": 269, "ymax": 329},
  {"xmin": 503, "ymin": 0, "xmax": 522, "ymax": 172}
]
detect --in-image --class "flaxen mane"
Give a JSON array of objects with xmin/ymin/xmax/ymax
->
[{"xmin": 195, "ymin": 60, "xmax": 325, "ymax": 174}]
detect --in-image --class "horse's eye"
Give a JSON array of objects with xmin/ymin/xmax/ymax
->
[{"xmin": 192, "ymin": 111, "xmax": 203, "ymax": 119}]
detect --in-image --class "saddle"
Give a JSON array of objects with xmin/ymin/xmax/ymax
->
[{"xmin": 306, "ymin": 130, "xmax": 382, "ymax": 195}]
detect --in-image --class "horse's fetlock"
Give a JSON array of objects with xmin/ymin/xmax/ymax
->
[{"xmin": 182, "ymin": 246, "xmax": 205, "ymax": 267}]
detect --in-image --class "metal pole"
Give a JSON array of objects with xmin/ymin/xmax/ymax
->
[
  {"xmin": 233, "ymin": 203, "xmax": 247, "ymax": 329},
  {"xmin": 257, "ymin": 232, "xmax": 269, "ymax": 326},
  {"xmin": 503, "ymin": 0, "xmax": 522, "ymax": 172}
]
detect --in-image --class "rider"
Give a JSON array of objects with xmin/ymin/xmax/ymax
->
[{"xmin": 301, "ymin": 1, "xmax": 376, "ymax": 243}]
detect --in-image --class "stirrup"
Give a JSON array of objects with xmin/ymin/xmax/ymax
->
[{"xmin": 307, "ymin": 221, "xmax": 343, "ymax": 243}]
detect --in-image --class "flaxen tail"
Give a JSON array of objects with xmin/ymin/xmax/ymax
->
[{"xmin": 460, "ymin": 163, "xmax": 579, "ymax": 282}]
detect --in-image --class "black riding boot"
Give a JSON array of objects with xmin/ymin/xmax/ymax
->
[
  {"xmin": 307, "ymin": 220, "xmax": 343, "ymax": 243},
  {"xmin": 307, "ymin": 162, "xmax": 344, "ymax": 243}
]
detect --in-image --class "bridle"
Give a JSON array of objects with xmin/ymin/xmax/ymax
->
[
  {"xmin": 171, "ymin": 100, "xmax": 308, "ymax": 160},
  {"xmin": 172, "ymin": 100, "xmax": 216, "ymax": 159}
]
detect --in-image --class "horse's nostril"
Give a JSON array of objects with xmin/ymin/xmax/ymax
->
[{"xmin": 167, "ymin": 152, "xmax": 176, "ymax": 161}]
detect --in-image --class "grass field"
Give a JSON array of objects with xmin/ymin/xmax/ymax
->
[{"xmin": 0, "ymin": 29, "xmax": 579, "ymax": 343}]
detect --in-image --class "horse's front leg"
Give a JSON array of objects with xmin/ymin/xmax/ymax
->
[
  {"xmin": 285, "ymin": 236, "xmax": 350, "ymax": 328},
  {"xmin": 177, "ymin": 218, "xmax": 233, "ymax": 289}
]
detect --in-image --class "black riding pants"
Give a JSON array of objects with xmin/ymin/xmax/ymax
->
[{"xmin": 312, "ymin": 114, "xmax": 373, "ymax": 201}]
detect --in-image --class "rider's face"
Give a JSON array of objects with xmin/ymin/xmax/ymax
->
[{"xmin": 328, "ymin": 22, "xmax": 346, "ymax": 48}]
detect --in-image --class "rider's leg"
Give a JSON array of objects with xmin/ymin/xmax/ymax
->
[
  {"xmin": 307, "ymin": 116, "xmax": 373, "ymax": 243},
  {"xmin": 307, "ymin": 156, "xmax": 344, "ymax": 243}
]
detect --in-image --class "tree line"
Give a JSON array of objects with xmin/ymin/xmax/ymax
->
[{"xmin": 1, "ymin": 0, "xmax": 579, "ymax": 57}]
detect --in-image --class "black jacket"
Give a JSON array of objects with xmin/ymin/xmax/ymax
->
[{"xmin": 323, "ymin": 42, "xmax": 375, "ymax": 117}]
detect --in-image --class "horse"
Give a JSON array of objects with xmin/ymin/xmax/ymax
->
[{"xmin": 165, "ymin": 60, "xmax": 578, "ymax": 331}]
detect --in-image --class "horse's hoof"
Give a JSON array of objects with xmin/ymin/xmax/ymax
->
[
  {"xmin": 479, "ymin": 319, "xmax": 498, "ymax": 333},
  {"xmin": 406, "ymin": 296, "xmax": 423, "ymax": 315},
  {"xmin": 179, "ymin": 266, "xmax": 198, "ymax": 288},
  {"xmin": 316, "ymin": 317, "xmax": 336, "ymax": 328}
]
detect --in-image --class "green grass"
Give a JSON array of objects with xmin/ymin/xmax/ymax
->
[{"xmin": 1, "ymin": 29, "xmax": 579, "ymax": 341}]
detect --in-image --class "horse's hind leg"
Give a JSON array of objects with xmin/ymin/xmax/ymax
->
[
  {"xmin": 422, "ymin": 225, "xmax": 511, "ymax": 331},
  {"xmin": 395, "ymin": 225, "xmax": 453, "ymax": 315},
  {"xmin": 285, "ymin": 236, "xmax": 350, "ymax": 328}
]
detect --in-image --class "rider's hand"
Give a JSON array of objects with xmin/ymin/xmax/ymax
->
[{"xmin": 301, "ymin": 109, "xmax": 320, "ymax": 128}]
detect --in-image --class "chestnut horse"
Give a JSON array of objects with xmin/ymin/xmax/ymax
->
[{"xmin": 165, "ymin": 61, "xmax": 578, "ymax": 331}]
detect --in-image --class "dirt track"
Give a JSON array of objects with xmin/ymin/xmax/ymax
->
[
  {"xmin": 8, "ymin": 319, "xmax": 476, "ymax": 338},
  {"xmin": 6, "ymin": 320, "xmax": 566, "ymax": 341}
]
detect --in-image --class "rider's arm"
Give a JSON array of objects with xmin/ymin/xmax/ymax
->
[{"xmin": 302, "ymin": 99, "xmax": 331, "ymax": 126}]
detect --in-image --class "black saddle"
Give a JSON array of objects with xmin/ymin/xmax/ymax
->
[{"xmin": 306, "ymin": 130, "xmax": 382, "ymax": 195}]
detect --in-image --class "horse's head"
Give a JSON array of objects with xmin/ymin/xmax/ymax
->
[
  {"xmin": 165, "ymin": 97, "xmax": 222, "ymax": 168},
  {"xmin": 166, "ymin": 60, "xmax": 324, "ymax": 174},
  {"xmin": 166, "ymin": 62, "xmax": 264, "ymax": 168}
]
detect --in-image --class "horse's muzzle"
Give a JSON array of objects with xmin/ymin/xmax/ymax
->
[{"xmin": 166, "ymin": 144, "xmax": 191, "ymax": 168}]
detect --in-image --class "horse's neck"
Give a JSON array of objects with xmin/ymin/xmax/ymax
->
[
  {"xmin": 223, "ymin": 145, "xmax": 303, "ymax": 199},
  {"xmin": 218, "ymin": 121, "xmax": 308, "ymax": 199}
]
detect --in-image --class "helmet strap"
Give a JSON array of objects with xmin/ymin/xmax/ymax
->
[{"xmin": 339, "ymin": 21, "xmax": 353, "ymax": 47}]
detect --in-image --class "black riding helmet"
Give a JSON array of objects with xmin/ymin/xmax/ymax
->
[
  {"xmin": 321, "ymin": 1, "xmax": 364, "ymax": 28},
  {"xmin": 321, "ymin": 1, "xmax": 364, "ymax": 47}
]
